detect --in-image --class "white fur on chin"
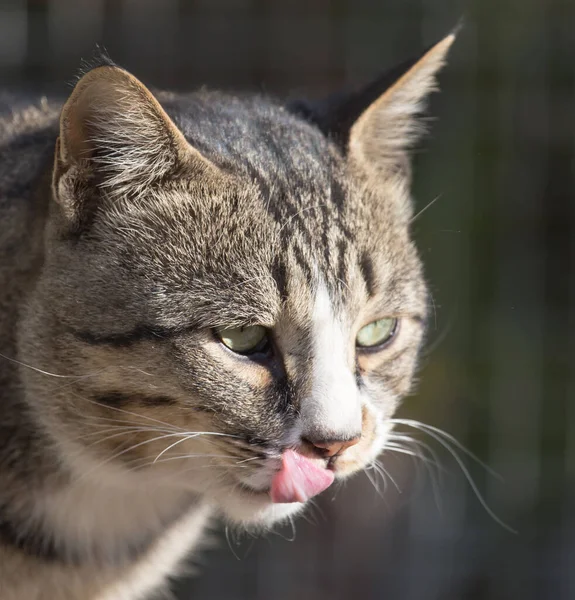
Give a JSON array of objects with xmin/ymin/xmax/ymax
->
[{"xmin": 216, "ymin": 489, "xmax": 304, "ymax": 529}]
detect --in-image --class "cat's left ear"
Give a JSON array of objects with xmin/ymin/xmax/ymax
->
[
  {"xmin": 53, "ymin": 64, "xmax": 219, "ymax": 227},
  {"xmin": 293, "ymin": 32, "xmax": 456, "ymax": 179}
]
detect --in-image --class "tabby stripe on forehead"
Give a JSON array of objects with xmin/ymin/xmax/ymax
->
[
  {"xmin": 336, "ymin": 238, "xmax": 349, "ymax": 287},
  {"xmin": 269, "ymin": 187, "xmax": 317, "ymax": 249},
  {"xmin": 318, "ymin": 189, "xmax": 332, "ymax": 269},
  {"xmin": 283, "ymin": 203, "xmax": 317, "ymax": 248},
  {"xmin": 291, "ymin": 243, "xmax": 314, "ymax": 281},
  {"xmin": 330, "ymin": 177, "xmax": 354, "ymax": 241},
  {"xmin": 95, "ymin": 392, "xmax": 177, "ymax": 406},
  {"xmin": 359, "ymin": 252, "xmax": 377, "ymax": 297},
  {"xmin": 271, "ymin": 257, "xmax": 289, "ymax": 300}
]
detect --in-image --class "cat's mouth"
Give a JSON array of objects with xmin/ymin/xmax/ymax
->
[
  {"xmin": 227, "ymin": 407, "xmax": 382, "ymax": 507},
  {"xmin": 237, "ymin": 449, "xmax": 335, "ymax": 504}
]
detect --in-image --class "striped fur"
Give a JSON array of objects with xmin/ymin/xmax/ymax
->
[{"xmin": 0, "ymin": 34, "xmax": 455, "ymax": 599}]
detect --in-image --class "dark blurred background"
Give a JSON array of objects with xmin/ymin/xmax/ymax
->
[{"xmin": 2, "ymin": 0, "xmax": 573, "ymax": 598}]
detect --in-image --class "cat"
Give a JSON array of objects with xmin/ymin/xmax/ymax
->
[{"xmin": 0, "ymin": 31, "xmax": 455, "ymax": 600}]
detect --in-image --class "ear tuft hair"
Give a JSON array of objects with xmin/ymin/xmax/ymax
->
[{"xmin": 74, "ymin": 45, "xmax": 117, "ymax": 86}]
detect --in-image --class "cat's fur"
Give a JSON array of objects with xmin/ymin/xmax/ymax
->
[{"xmin": 0, "ymin": 33, "xmax": 454, "ymax": 600}]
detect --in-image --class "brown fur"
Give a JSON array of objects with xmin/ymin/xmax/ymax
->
[{"xmin": 0, "ymin": 35, "xmax": 454, "ymax": 599}]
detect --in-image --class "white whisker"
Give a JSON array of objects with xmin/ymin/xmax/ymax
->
[
  {"xmin": 387, "ymin": 433, "xmax": 445, "ymax": 472},
  {"xmin": 77, "ymin": 395, "xmax": 186, "ymax": 432},
  {"xmin": 69, "ymin": 425, "xmax": 172, "ymax": 444},
  {"xmin": 81, "ymin": 427, "xmax": 175, "ymax": 450},
  {"xmin": 0, "ymin": 351, "xmax": 91, "ymax": 379},
  {"xmin": 78, "ymin": 432, "xmax": 190, "ymax": 480},
  {"xmin": 234, "ymin": 456, "xmax": 262, "ymax": 465},
  {"xmin": 389, "ymin": 419, "xmax": 515, "ymax": 533},
  {"xmin": 152, "ymin": 431, "xmax": 241, "ymax": 464},
  {"xmin": 385, "ymin": 440, "xmax": 443, "ymax": 510},
  {"xmin": 409, "ymin": 193, "xmax": 442, "ymax": 224},
  {"xmin": 374, "ymin": 459, "xmax": 401, "ymax": 494},
  {"xmin": 225, "ymin": 526, "xmax": 242, "ymax": 561},
  {"xmin": 365, "ymin": 464, "xmax": 385, "ymax": 498},
  {"xmin": 391, "ymin": 419, "xmax": 502, "ymax": 480}
]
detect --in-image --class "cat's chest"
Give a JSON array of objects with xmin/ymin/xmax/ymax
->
[
  {"xmin": 98, "ymin": 504, "xmax": 211, "ymax": 600},
  {"xmin": 38, "ymin": 456, "xmax": 209, "ymax": 564}
]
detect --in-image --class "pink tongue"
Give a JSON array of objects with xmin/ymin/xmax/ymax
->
[{"xmin": 270, "ymin": 449, "xmax": 335, "ymax": 504}]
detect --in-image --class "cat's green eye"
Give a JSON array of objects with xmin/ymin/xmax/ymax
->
[
  {"xmin": 216, "ymin": 325, "xmax": 268, "ymax": 355},
  {"xmin": 356, "ymin": 318, "xmax": 398, "ymax": 349}
]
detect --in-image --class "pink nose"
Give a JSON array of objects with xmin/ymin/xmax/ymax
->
[{"xmin": 306, "ymin": 437, "xmax": 361, "ymax": 458}]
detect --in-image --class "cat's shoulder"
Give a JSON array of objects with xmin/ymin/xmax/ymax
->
[
  {"xmin": 0, "ymin": 92, "xmax": 60, "ymax": 145},
  {"xmin": 0, "ymin": 92, "xmax": 60, "ymax": 206}
]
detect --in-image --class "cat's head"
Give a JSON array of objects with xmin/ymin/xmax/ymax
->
[{"xmin": 21, "ymin": 34, "xmax": 454, "ymax": 528}]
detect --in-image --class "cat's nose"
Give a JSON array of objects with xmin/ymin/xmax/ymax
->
[{"xmin": 304, "ymin": 436, "xmax": 361, "ymax": 458}]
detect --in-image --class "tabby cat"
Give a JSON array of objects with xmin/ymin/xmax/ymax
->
[{"xmin": 0, "ymin": 32, "xmax": 455, "ymax": 600}]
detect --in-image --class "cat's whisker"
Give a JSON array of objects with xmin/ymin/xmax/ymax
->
[
  {"xmin": 387, "ymin": 432, "xmax": 445, "ymax": 472},
  {"xmin": 365, "ymin": 464, "xmax": 385, "ymax": 497},
  {"xmin": 65, "ymin": 401, "xmax": 191, "ymax": 435},
  {"xmin": 385, "ymin": 442, "xmax": 443, "ymax": 487},
  {"xmin": 390, "ymin": 419, "xmax": 502, "ymax": 480},
  {"xmin": 72, "ymin": 423, "xmax": 240, "ymax": 463},
  {"xmin": 224, "ymin": 525, "xmax": 242, "ymax": 561},
  {"xmin": 77, "ymin": 414, "xmax": 177, "ymax": 431},
  {"xmin": 300, "ymin": 499, "xmax": 323, "ymax": 526},
  {"xmin": 179, "ymin": 431, "xmax": 241, "ymax": 440},
  {"xmin": 272, "ymin": 515, "xmax": 297, "ymax": 542},
  {"xmin": 80, "ymin": 427, "xmax": 176, "ymax": 451},
  {"xmin": 389, "ymin": 419, "xmax": 515, "ymax": 533},
  {"xmin": 73, "ymin": 395, "xmax": 243, "ymax": 447},
  {"xmin": 428, "ymin": 289, "xmax": 438, "ymax": 331},
  {"xmin": 147, "ymin": 453, "xmax": 249, "ymax": 467},
  {"xmin": 0, "ymin": 351, "xmax": 99, "ymax": 379},
  {"xmin": 77, "ymin": 395, "xmax": 187, "ymax": 433},
  {"xmin": 385, "ymin": 440, "xmax": 443, "ymax": 510},
  {"xmin": 152, "ymin": 432, "xmax": 239, "ymax": 464},
  {"xmin": 400, "ymin": 437, "xmax": 446, "ymax": 481},
  {"xmin": 409, "ymin": 192, "xmax": 442, "ymax": 224},
  {"xmin": 234, "ymin": 456, "xmax": 263, "ymax": 465},
  {"xmin": 0, "ymin": 352, "xmax": 157, "ymax": 384},
  {"xmin": 68, "ymin": 425, "xmax": 173, "ymax": 444},
  {"xmin": 78, "ymin": 432, "xmax": 195, "ymax": 480},
  {"xmin": 386, "ymin": 442, "xmax": 430, "ymax": 462},
  {"xmin": 48, "ymin": 365, "xmax": 157, "ymax": 393},
  {"xmin": 124, "ymin": 455, "xmax": 247, "ymax": 480},
  {"xmin": 373, "ymin": 459, "xmax": 401, "ymax": 494}
]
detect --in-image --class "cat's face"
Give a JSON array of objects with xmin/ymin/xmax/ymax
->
[{"xmin": 20, "ymin": 35, "xmax": 453, "ymax": 528}]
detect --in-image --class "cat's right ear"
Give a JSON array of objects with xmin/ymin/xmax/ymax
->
[
  {"xmin": 291, "ymin": 32, "xmax": 456, "ymax": 180},
  {"xmin": 52, "ymin": 65, "xmax": 218, "ymax": 226}
]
